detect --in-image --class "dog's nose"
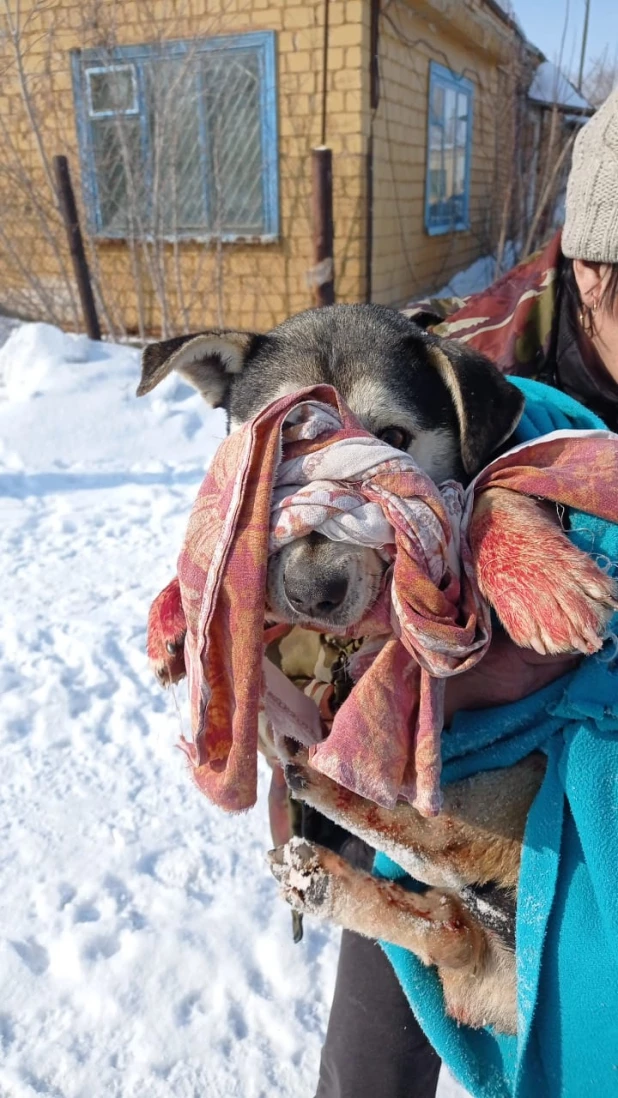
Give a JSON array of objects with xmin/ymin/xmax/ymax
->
[{"xmin": 283, "ymin": 571, "xmax": 349, "ymax": 619}]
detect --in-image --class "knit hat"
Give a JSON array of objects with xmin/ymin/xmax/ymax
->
[{"xmin": 562, "ymin": 87, "xmax": 618, "ymax": 263}]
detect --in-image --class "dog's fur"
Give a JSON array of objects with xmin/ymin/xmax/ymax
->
[
  {"xmin": 138, "ymin": 305, "xmax": 524, "ymax": 633},
  {"xmin": 140, "ymin": 304, "xmax": 617, "ymax": 1033}
]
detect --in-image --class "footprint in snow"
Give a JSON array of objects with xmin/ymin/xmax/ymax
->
[
  {"xmin": 72, "ymin": 903, "xmax": 101, "ymax": 924},
  {"xmin": 83, "ymin": 934, "xmax": 120, "ymax": 962},
  {"xmin": 102, "ymin": 873, "xmax": 132, "ymax": 912},
  {"xmin": 228, "ymin": 1001, "xmax": 249, "ymax": 1040},
  {"xmin": 174, "ymin": 991, "xmax": 204, "ymax": 1027},
  {"xmin": 10, "ymin": 937, "xmax": 50, "ymax": 975},
  {"xmin": 0, "ymin": 1013, "xmax": 16, "ymax": 1051},
  {"xmin": 57, "ymin": 883, "xmax": 76, "ymax": 910}
]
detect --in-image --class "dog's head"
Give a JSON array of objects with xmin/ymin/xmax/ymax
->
[{"xmin": 138, "ymin": 304, "xmax": 523, "ymax": 632}]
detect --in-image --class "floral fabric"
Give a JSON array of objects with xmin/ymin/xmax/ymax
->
[{"xmin": 177, "ymin": 384, "xmax": 618, "ymax": 818}]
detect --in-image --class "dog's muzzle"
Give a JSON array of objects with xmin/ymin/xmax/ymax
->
[
  {"xmin": 283, "ymin": 569, "xmax": 349, "ymax": 619},
  {"xmin": 267, "ymin": 533, "xmax": 386, "ymax": 631}
]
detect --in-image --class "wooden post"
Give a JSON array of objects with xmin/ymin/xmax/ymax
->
[
  {"xmin": 311, "ymin": 146, "xmax": 335, "ymax": 307},
  {"xmin": 577, "ymin": 0, "xmax": 591, "ymax": 93},
  {"xmin": 320, "ymin": 0, "xmax": 330, "ymax": 147},
  {"xmin": 365, "ymin": 129, "xmax": 374, "ymax": 304},
  {"xmin": 53, "ymin": 155, "xmax": 101, "ymax": 341}
]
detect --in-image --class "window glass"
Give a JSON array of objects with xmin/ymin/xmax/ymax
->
[
  {"xmin": 425, "ymin": 63, "xmax": 473, "ymax": 235},
  {"xmin": 74, "ymin": 34, "xmax": 278, "ymax": 239}
]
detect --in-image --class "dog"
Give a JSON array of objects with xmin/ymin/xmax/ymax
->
[{"xmin": 139, "ymin": 304, "xmax": 617, "ymax": 1033}]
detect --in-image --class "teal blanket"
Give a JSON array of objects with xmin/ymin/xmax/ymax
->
[{"xmin": 375, "ymin": 378, "xmax": 618, "ymax": 1098}]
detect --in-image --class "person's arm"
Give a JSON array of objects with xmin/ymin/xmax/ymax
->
[{"xmin": 444, "ymin": 630, "xmax": 580, "ymax": 724}]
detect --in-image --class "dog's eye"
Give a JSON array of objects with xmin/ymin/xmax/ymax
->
[{"xmin": 377, "ymin": 426, "xmax": 412, "ymax": 451}]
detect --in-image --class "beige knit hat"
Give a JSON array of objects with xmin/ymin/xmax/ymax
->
[{"xmin": 562, "ymin": 87, "xmax": 618, "ymax": 263}]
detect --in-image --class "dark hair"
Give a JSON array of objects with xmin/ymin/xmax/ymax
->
[{"xmin": 562, "ymin": 257, "xmax": 618, "ymax": 317}]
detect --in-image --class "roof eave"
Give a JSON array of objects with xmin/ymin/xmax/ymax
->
[{"xmin": 528, "ymin": 98, "xmax": 595, "ymax": 117}]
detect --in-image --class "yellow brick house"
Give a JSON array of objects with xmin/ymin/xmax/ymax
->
[{"xmin": 0, "ymin": 0, "xmax": 537, "ymax": 338}]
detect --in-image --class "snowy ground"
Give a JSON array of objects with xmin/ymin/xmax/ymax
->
[
  {"xmin": 433, "ymin": 243, "xmax": 517, "ymax": 300},
  {"xmin": 0, "ymin": 323, "xmax": 468, "ymax": 1098},
  {"xmin": 0, "ymin": 311, "xmax": 21, "ymax": 349}
]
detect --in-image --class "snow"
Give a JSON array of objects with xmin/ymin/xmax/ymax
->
[
  {"xmin": 0, "ymin": 322, "xmax": 467, "ymax": 1098},
  {"xmin": 0, "ymin": 324, "xmax": 89, "ymax": 402},
  {"xmin": 432, "ymin": 242, "xmax": 517, "ymax": 301},
  {"xmin": 528, "ymin": 60, "xmax": 593, "ymax": 112},
  {"xmin": 0, "ymin": 311, "xmax": 21, "ymax": 339},
  {"xmin": 488, "ymin": 0, "xmax": 526, "ymax": 37}
]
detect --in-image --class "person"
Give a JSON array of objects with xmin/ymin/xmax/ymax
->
[{"xmin": 313, "ymin": 86, "xmax": 618, "ymax": 1098}]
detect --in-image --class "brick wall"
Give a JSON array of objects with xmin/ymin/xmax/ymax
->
[
  {"xmin": 368, "ymin": 0, "xmax": 517, "ymax": 307},
  {"xmin": 0, "ymin": 0, "xmax": 367, "ymax": 337},
  {"xmin": 0, "ymin": 0, "xmax": 523, "ymax": 335}
]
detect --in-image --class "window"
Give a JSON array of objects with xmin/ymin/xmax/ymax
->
[
  {"xmin": 71, "ymin": 32, "xmax": 279, "ymax": 241},
  {"xmin": 425, "ymin": 62, "xmax": 473, "ymax": 236}
]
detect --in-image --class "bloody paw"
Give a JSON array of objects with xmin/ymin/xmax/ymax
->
[
  {"xmin": 470, "ymin": 490, "xmax": 618, "ymax": 655},
  {"xmin": 268, "ymin": 838, "xmax": 336, "ymax": 916},
  {"xmin": 147, "ymin": 576, "xmax": 187, "ymax": 686}
]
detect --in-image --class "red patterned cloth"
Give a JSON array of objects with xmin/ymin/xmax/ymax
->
[
  {"xmin": 404, "ymin": 232, "xmax": 563, "ymax": 376},
  {"xmin": 175, "ymin": 385, "xmax": 618, "ymax": 818}
]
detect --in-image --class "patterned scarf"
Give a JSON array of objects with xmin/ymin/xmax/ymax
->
[
  {"xmin": 177, "ymin": 385, "xmax": 618, "ymax": 817},
  {"xmin": 403, "ymin": 232, "xmax": 562, "ymax": 376}
]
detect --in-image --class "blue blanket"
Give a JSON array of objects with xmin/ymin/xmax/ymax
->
[{"xmin": 375, "ymin": 378, "xmax": 618, "ymax": 1098}]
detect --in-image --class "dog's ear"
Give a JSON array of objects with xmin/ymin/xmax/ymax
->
[
  {"xmin": 136, "ymin": 330, "xmax": 259, "ymax": 406},
  {"xmin": 425, "ymin": 339, "xmax": 525, "ymax": 476}
]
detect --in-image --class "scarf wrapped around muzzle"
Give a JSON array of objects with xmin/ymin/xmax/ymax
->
[{"xmin": 177, "ymin": 385, "xmax": 618, "ymax": 817}]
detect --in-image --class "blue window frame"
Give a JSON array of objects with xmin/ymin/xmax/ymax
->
[
  {"xmin": 71, "ymin": 32, "xmax": 279, "ymax": 241},
  {"xmin": 425, "ymin": 62, "xmax": 473, "ymax": 236}
]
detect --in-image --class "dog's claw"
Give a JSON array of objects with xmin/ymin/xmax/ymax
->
[
  {"xmin": 283, "ymin": 735, "xmax": 303, "ymax": 758},
  {"xmin": 284, "ymin": 763, "xmax": 309, "ymax": 792},
  {"xmin": 292, "ymin": 910, "xmax": 304, "ymax": 943}
]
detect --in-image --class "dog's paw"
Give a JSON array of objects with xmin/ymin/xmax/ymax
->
[
  {"xmin": 147, "ymin": 577, "xmax": 187, "ymax": 686},
  {"xmin": 283, "ymin": 760, "xmax": 312, "ymax": 794},
  {"xmin": 268, "ymin": 838, "xmax": 336, "ymax": 917},
  {"xmin": 471, "ymin": 491, "xmax": 618, "ymax": 656},
  {"xmin": 275, "ymin": 736, "xmax": 310, "ymax": 769},
  {"xmin": 282, "ymin": 757, "xmax": 338, "ymax": 806}
]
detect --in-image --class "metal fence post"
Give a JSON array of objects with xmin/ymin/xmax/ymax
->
[
  {"xmin": 311, "ymin": 146, "xmax": 335, "ymax": 307},
  {"xmin": 53, "ymin": 154, "xmax": 101, "ymax": 341}
]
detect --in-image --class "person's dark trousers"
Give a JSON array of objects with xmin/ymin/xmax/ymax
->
[
  {"xmin": 315, "ymin": 929, "xmax": 441, "ymax": 1098},
  {"xmin": 307, "ymin": 828, "xmax": 441, "ymax": 1098}
]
